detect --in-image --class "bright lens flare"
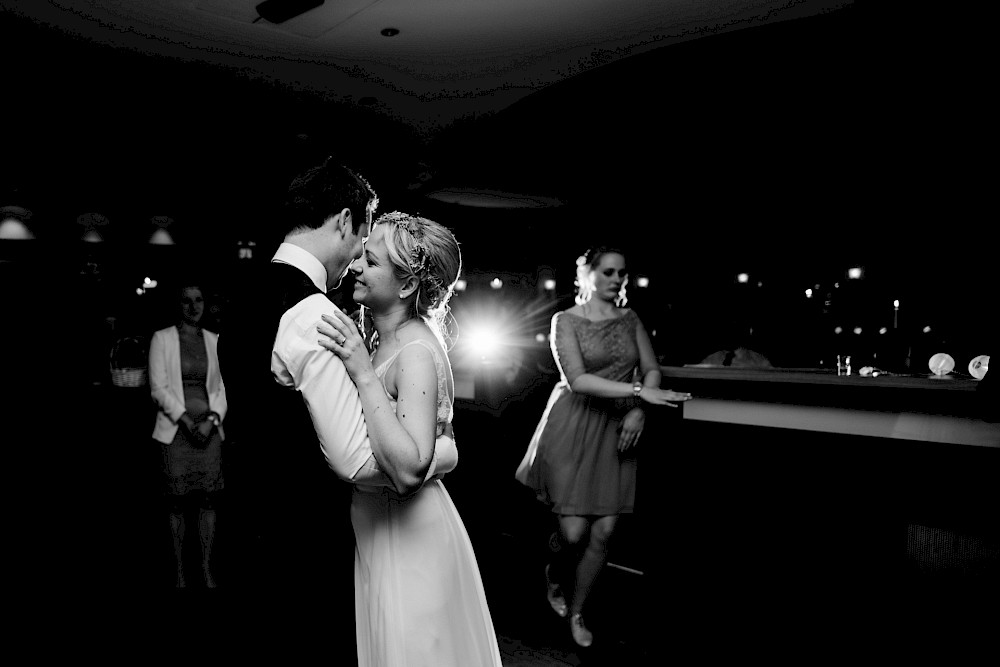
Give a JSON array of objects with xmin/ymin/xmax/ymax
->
[{"xmin": 465, "ymin": 325, "xmax": 503, "ymax": 359}]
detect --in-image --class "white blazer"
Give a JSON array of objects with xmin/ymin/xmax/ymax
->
[{"xmin": 149, "ymin": 325, "xmax": 228, "ymax": 444}]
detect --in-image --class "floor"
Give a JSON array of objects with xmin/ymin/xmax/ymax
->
[
  {"xmin": 65, "ymin": 456, "xmax": 652, "ymax": 665},
  {"xmin": 38, "ymin": 451, "xmax": 996, "ymax": 664},
  {"xmin": 32, "ymin": 388, "xmax": 997, "ymax": 662}
]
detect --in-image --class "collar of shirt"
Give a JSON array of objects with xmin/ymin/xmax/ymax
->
[{"xmin": 272, "ymin": 242, "xmax": 328, "ymax": 294}]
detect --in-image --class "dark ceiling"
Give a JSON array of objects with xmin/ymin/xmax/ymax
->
[
  {"xmin": 1, "ymin": 3, "xmax": 990, "ymax": 346},
  {"xmin": 5, "ymin": 6, "xmax": 865, "ymax": 245}
]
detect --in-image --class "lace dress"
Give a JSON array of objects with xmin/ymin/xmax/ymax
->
[
  {"xmin": 352, "ymin": 339, "xmax": 503, "ymax": 667},
  {"xmin": 161, "ymin": 331, "xmax": 223, "ymax": 496},
  {"xmin": 516, "ymin": 309, "xmax": 641, "ymax": 515}
]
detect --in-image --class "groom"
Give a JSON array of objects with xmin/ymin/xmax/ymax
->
[{"xmin": 219, "ymin": 159, "xmax": 424, "ymax": 650}]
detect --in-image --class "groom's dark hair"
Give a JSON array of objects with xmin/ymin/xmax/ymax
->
[{"xmin": 282, "ymin": 157, "xmax": 378, "ymax": 237}]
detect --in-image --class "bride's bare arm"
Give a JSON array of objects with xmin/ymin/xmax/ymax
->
[
  {"xmin": 319, "ymin": 311, "xmax": 437, "ymax": 496},
  {"xmin": 387, "ymin": 343, "xmax": 439, "ymax": 481}
]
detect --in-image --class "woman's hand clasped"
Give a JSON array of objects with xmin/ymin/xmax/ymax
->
[
  {"xmin": 194, "ymin": 418, "xmax": 214, "ymax": 444},
  {"xmin": 637, "ymin": 386, "xmax": 692, "ymax": 408},
  {"xmin": 317, "ymin": 310, "xmax": 375, "ymax": 383}
]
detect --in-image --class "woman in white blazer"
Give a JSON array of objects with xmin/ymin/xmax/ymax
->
[{"xmin": 149, "ymin": 282, "xmax": 227, "ymax": 588}]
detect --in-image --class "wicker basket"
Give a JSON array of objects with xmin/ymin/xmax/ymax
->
[{"xmin": 110, "ymin": 336, "xmax": 148, "ymax": 388}]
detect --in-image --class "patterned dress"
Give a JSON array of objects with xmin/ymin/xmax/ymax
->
[
  {"xmin": 161, "ymin": 332, "xmax": 223, "ymax": 496},
  {"xmin": 352, "ymin": 338, "xmax": 503, "ymax": 667},
  {"xmin": 516, "ymin": 309, "xmax": 642, "ymax": 515}
]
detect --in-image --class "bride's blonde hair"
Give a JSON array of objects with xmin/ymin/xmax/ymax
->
[{"xmin": 360, "ymin": 211, "xmax": 462, "ymax": 350}]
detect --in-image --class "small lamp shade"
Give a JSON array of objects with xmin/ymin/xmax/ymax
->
[
  {"xmin": 76, "ymin": 212, "xmax": 109, "ymax": 242},
  {"xmin": 149, "ymin": 216, "xmax": 175, "ymax": 245},
  {"xmin": 0, "ymin": 205, "xmax": 34, "ymax": 240}
]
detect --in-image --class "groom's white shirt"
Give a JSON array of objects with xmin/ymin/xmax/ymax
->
[
  {"xmin": 271, "ymin": 242, "xmax": 374, "ymax": 480},
  {"xmin": 269, "ymin": 243, "xmax": 456, "ymax": 486}
]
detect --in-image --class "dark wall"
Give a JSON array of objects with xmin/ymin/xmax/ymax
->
[
  {"xmin": 422, "ymin": 4, "xmax": 991, "ymax": 370},
  {"xmin": 4, "ymin": 5, "xmax": 991, "ymax": 371},
  {"xmin": 1, "ymin": 10, "xmax": 426, "ymax": 246}
]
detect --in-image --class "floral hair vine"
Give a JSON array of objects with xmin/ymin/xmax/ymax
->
[
  {"xmin": 377, "ymin": 211, "xmax": 428, "ymax": 277},
  {"xmin": 408, "ymin": 241, "xmax": 431, "ymax": 277},
  {"xmin": 408, "ymin": 240, "xmax": 445, "ymax": 298}
]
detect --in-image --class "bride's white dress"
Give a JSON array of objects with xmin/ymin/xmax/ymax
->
[{"xmin": 352, "ymin": 339, "xmax": 503, "ymax": 667}]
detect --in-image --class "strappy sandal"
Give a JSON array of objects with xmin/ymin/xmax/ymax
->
[{"xmin": 545, "ymin": 564, "xmax": 568, "ymax": 617}]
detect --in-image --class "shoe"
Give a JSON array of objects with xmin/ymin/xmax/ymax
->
[
  {"xmin": 570, "ymin": 613, "xmax": 593, "ymax": 648},
  {"xmin": 545, "ymin": 564, "xmax": 568, "ymax": 617}
]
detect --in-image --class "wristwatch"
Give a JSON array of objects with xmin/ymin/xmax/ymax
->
[{"xmin": 632, "ymin": 382, "xmax": 643, "ymax": 397}]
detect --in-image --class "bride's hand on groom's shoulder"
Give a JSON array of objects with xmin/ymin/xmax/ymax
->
[{"xmin": 318, "ymin": 310, "xmax": 375, "ymax": 383}]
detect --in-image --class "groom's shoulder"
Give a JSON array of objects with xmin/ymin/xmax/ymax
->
[
  {"xmin": 231, "ymin": 262, "xmax": 322, "ymax": 313},
  {"xmin": 283, "ymin": 292, "xmax": 337, "ymax": 322}
]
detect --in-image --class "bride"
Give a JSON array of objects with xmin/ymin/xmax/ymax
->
[{"xmin": 317, "ymin": 211, "xmax": 503, "ymax": 667}]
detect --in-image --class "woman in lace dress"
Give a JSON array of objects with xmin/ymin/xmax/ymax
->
[
  {"xmin": 316, "ymin": 212, "xmax": 502, "ymax": 667},
  {"xmin": 515, "ymin": 246, "xmax": 691, "ymax": 647},
  {"xmin": 149, "ymin": 282, "xmax": 227, "ymax": 588}
]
